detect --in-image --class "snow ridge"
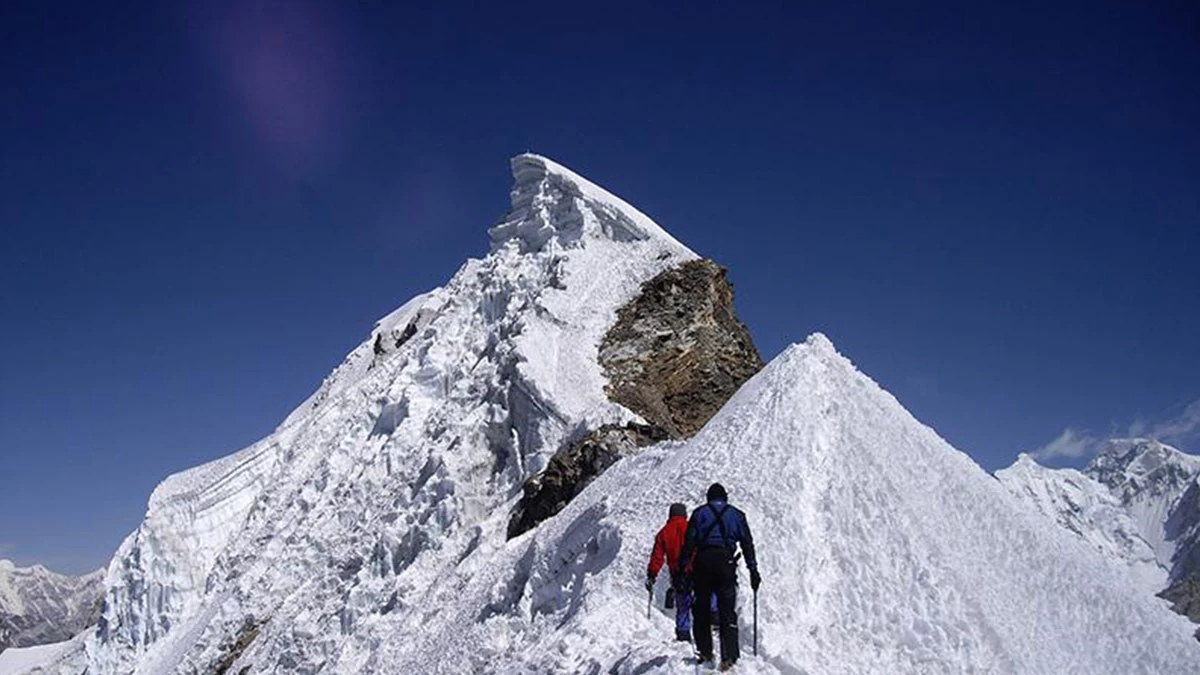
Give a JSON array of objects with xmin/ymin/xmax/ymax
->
[
  {"xmin": 491, "ymin": 154, "xmax": 688, "ymax": 254},
  {"xmin": 373, "ymin": 333, "xmax": 1200, "ymax": 674}
]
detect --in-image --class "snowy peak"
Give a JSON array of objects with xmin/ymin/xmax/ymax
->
[
  {"xmin": 77, "ymin": 154, "xmax": 702, "ymax": 675},
  {"xmin": 489, "ymin": 154, "xmax": 690, "ymax": 254},
  {"xmin": 1001, "ymin": 435, "xmax": 1200, "ymax": 605},
  {"xmin": 1086, "ymin": 438, "xmax": 1200, "ymax": 499},
  {"xmin": 438, "ymin": 332, "xmax": 1200, "ymax": 673},
  {"xmin": 1083, "ymin": 439, "xmax": 1200, "ymax": 567},
  {"xmin": 0, "ymin": 560, "xmax": 103, "ymax": 652},
  {"xmin": 995, "ymin": 455, "xmax": 1166, "ymax": 591}
]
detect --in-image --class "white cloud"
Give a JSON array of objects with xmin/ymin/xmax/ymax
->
[
  {"xmin": 1030, "ymin": 427, "xmax": 1095, "ymax": 461},
  {"xmin": 1126, "ymin": 418, "xmax": 1147, "ymax": 438},
  {"xmin": 1145, "ymin": 398, "xmax": 1200, "ymax": 446}
]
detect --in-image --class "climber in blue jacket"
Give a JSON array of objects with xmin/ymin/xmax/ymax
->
[{"xmin": 680, "ymin": 483, "xmax": 760, "ymax": 670}]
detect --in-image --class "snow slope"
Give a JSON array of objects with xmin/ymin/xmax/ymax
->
[
  {"xmin": 995, "ymin": 455, "xmax": 1166, "ymax": 591},
  {"xmin": 998, "ymin": 439, "xmax": 1200, "ymax": 590},
  {"xmin": 0, "ymin": 561, "xmax": 102, "ymax": 652},
  {"xmin": 72, "ymin": 154, "xmax": 696, "ymax": 675},
  {"xmin": 373, "ymin": 334, "xmax": 1198, "ymax": 674},
  {"xmin": 0, "ymin": 634, "xmax": 86, "ymax": 675}
]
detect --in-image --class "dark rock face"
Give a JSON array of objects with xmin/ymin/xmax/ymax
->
[
  {"xmin": 1158, "ymin": 574, "xmax": 1200, "ymax": 641},
  {"xmin": 1168, "ymin": 480, "xmax": 1200, "ymax": 583},
  {"xmin": 507, "ymin": 423, "xmax": 669, "ymax": 539},
  {"xmin": 599, "ymin": 259, "xmax": 763, "ymax": 438},
  {"xmin": 1165, "ymin": 480, "xmax": 1200, "ymax": 642},
  {"xmin": 507, "ymin": 259, "xmax": 763, "ymax": 539}
]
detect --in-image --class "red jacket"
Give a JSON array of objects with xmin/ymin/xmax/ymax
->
[{"xmin": 648, "ymin": 515, "xmax": 688, "ymax": 578}]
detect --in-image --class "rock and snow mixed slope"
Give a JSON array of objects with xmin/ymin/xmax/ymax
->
[
  {"xmin": 0, "ymin": 561, "xmax": 102, "ymax": 653},
  {"xmin": 994, "ymin": 455, "xmax": 1168, "ymax": 592},
  {"xmin": 11, "ymin": 155, "xmax": 1200, "ymax": 674},
  {"xmin": 997, "ymin": 440, "xmax": 1200, "ymax": 585},
  {"xmin": 998, "ymin": 439, "xmax": 1200, "ymax": 639}
]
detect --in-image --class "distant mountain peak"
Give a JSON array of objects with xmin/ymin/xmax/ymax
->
[
  {"xmin": 1086, "ymin": 438, "xmax": 1200, "ymax": 500},
  {"xmin": 0, "ymin": 560, "xmax": 103, "ymax": 653}
]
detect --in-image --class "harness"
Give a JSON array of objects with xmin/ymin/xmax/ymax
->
[{"xmin": 697, "ymin": 503, "xmax": 732, "ymax": 551}]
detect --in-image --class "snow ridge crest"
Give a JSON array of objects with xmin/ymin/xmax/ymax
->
[{"xmin": 489, "ymin": 153, "xmax": 689, "ymax": 254}]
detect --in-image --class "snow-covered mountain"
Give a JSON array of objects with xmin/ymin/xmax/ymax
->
[
  {"xmin": 1088, "ymin": 439, "xmax": 1200, "ymax": 569},
  {"xmin": 999, "ymin": 440, "xmax": 1200, "ymax": 580},
  {"xmin": 443, "ymin": 334, "xmax": 1199, "ymax": 674},
  {"xmin": 997, "ymin": 438, "xmax": 1200, "ymax": 639},
  {"xmin": 9, "ymin": 155, "xmax": 1200, "ymax": 674},
  {"xmin": 79, "ymin": 154, "xmax": 705, "ymax": 675},
  {"xmin": 994, "ymin": 454, "xmax": 1167, "ymax": 591},
  {"xmin": 0, "ymin": 561, "xmax": 102, "ymax": 652}
]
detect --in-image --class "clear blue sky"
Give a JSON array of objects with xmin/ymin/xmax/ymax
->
[{"xmin": 2, "ymin": 1, "xmax": 1198, "ymax": 574}]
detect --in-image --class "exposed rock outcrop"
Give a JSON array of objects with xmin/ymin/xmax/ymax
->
[
  {"xmin": 1168, "ymin": 479, "xmax": 1200, "ymax": 583},
  {"xmin": 508, "ymin": 259, "xmax": 764, "ymax": 538},
  {"xmin": 507, "ymin": 423, "xmax": 670, "ymax": 539},
  {"xmin": 1159, "ymin": 574, "xmax": 1200, "ymax": 641},
  {"xmin": 599, "ymin": 259, "xmax": 764, "ymax": 438}
]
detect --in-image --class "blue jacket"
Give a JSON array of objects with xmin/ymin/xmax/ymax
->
[{"xmin": 681, "ymin": 500, "xmax": 758, "ymax": 572}]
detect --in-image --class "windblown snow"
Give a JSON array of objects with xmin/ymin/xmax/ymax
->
[{"xmin": 12, "ymin": 155, "xmax": 1200, "ymax": 674}]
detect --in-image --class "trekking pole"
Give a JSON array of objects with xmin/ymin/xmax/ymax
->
[
  {"xmin": 646, "ymin": 586, "xmax": 652, "ymax": 620},
  {"xmin": 753, "ymin": 588, "xmax": 758, "ymax": 657}
]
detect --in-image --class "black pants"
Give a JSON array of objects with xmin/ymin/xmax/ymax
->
[{"xmin": 691, "ymin": 547, "xmax": 739, "ymax": 663}]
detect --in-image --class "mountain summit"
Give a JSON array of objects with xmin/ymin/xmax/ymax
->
[{"xmin": 73, "ymin": 154, "xmax": 728, "ymax": 675}]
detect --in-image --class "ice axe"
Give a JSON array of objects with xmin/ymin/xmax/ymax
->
[{"xmin": 753, "ymin": 587, "xmax": 758, "ymax": 657}]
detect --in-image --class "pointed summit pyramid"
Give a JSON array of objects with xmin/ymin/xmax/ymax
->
[
  {"xmin": 70, "ymin": 155, "xmax": 710, "ymax": 675},
  {"xmin": 378, "ymin": 335, "xmax": 1200, "ymax": 673}
]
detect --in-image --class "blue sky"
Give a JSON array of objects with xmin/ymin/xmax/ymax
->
[{"xmin": 1, "ymin": 1, "xmax": 1198, "ymax": 574}]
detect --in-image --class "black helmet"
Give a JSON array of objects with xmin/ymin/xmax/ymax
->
[
  {"xmin": 706, "ymin": 483, "xmax": 728, "ymax": 503},
  {"xmin": 669, "ymin": 502, "xmax": 687, "ymax": 519}
]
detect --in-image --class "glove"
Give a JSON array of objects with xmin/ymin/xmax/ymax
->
[
  {"xmin": 645, "ymin": 573, "xmax": 656, "ymax": 592},
  {"xmin": 749, "ymin": 568, "xmax": 761, "ymax": 592}
]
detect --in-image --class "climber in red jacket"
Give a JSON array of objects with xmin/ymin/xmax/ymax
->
[{"xmin": 646, "ymin": 503, "xmax": 693, "ymax": 641}]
